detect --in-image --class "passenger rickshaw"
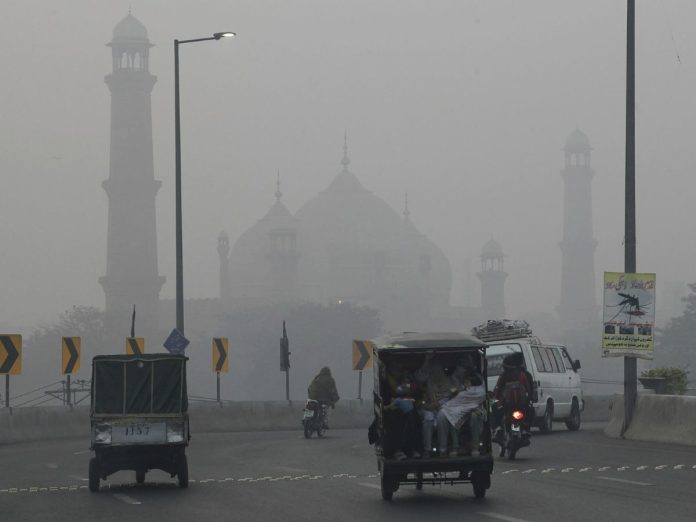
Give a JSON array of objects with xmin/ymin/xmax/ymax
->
[
  {"xmin": 370, "ymin": 333, "xmax": 493, "ymax": 500},
  {"xmin": 88, "ymin": 354, "xmax": 190, "ymax": 492}
]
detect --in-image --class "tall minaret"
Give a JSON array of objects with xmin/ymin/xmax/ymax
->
[
  {"xmin": 558, "ymin": 129, "xmax": 597, "ymax": 332},
  {"xmin": 478, "ymin": 239, "xmax": 507, "ymax": 319},
  {"xmin": 99, "ymin": 14, "xmax": 165, "ymax": 330}
]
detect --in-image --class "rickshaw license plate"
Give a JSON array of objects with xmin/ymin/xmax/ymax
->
[
  {"xmin": 303, "ymin": 411, "xmax": 314, "ymax": 419},
  {"xmin": 112, "ymin": 422, "xmax": 166, "ymax": 443}
]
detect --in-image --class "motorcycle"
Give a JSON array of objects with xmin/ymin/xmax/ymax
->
[
  {"xmin": 494, "ymin": 402, "xmax": 531, "ymax": 460},
  {"xmin": 302, "ymin": 399, "xmax": 327, "ymax": 438}
]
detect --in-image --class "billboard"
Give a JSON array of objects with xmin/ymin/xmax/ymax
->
[{"xmin": 602, "ymin": 272, "xmax": 656, "ymax": 359}]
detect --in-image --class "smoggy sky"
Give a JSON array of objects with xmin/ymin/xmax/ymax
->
[{"xmin": 1, "ymin": 0, "xmax": 695, "ymax": 331}]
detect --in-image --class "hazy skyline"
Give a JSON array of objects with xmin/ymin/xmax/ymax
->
[{"xmin": 2, "ymin": 1, "xmax": 696, "ymax": 332}]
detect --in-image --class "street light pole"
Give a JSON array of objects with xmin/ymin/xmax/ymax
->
[
  {"xmin": 623, "ymin": 0, "xmax": 637, "ymax": 434},
  {"xmin": 174, "ymin": 32, "xmax": 235, "ymax": 335}
]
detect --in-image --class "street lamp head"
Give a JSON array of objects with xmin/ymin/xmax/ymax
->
[{"xmin": 214, "ymin": 32, "xmax": 236, "ymax": 40}]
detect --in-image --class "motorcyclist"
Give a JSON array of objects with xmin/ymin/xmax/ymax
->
[
  {"xmin": 308, "ymin": 367, "xmax": 340, "ymax": 428},
  {"xmin": 492, "ymin": 354, "xmax": 532, "ymax": 442}
]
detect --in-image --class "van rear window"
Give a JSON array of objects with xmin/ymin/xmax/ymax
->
[{"xmin": 486, "ymin": 344, "xmax": 523, "ymax": 377}]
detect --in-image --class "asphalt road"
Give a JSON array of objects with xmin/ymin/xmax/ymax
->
[{"xmin": 2, "ymin": 422, "xmax": 695, "ymax": 522}]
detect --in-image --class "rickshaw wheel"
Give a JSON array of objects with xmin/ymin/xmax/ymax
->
[
  {"xmin": 316, "ymin": 426, "xmax": 325, "ymax": 438},
  {"xmin": 380, "ymin": 473, "xmax": 394, "ymax": 501},
  {"xmin": 303, "ymin": 423, "xmax": 312, "ymax": 438},
  {"xmin": 136, "ymin": 470, "xmax": 146, "ymax": 484},
  {"xmin": 177, "ymin": 454, "xmax": 189, "ymax": 488},
  {"xmin": 471, "ymin": 470, "xmax": 488, "ymax": 500},
  {"xmin": 88, "ymin": 457, "xmax": 100, "ymax": 493}
]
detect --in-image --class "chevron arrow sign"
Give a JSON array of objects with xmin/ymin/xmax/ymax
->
[
  {"xmin": 62, "ymin": 337, "xmax": 81, "ymax": 374},
  {"xmin": 352, "ymin": 340, "xmax": 374, "ymax": 371},
  {"xmin": 126, "ymin": 337, "xmax": 145, "ymax": 355},
  {"xmin": 0, "ymin": 335, "xmax": 22, "ymax": 375},
  {"xmin": 213, "ymin": 337, "xmax": 229, "ymax": 373}
]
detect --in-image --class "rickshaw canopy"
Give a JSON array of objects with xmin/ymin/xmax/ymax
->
[
  {"xmin": 91, "ymin": 354, "xmax": 188, "ymax": 416},
  {"xmin": 372, "ymin": 332, "xmax": 487, "ymax": 355}
]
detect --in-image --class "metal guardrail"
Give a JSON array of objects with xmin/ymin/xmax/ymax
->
[{"xmin": 4, "ymin": 379, "xmax": 91, "ymax": 408}]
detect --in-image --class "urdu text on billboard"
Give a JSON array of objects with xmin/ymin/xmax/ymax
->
[{"xmin": 602, "ymin": 272, "xmax": 656, "ymax": 359}]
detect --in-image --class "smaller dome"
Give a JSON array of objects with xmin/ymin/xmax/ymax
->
[
  {"xmin": 564, "ymin": 128, "xmax": 591, "ymax": 152},
  {"xmin": 482, "ymin": 238, "xmax": 504, "ymax": 258},
  {"xmin": 112, "ymin": 14, "xmax": 149, "ymax": 42}
]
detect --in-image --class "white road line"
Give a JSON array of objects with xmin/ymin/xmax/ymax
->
[
  {"xmin": 596, "ymin": 477, "xmax": 653, "ymax": 487},
  {"xmin": 68, "ymin": 475, "xmax": 88, "ymax": 482},
  {"xmin": 479, "ymin": 511, "xmax": 532, "ymax": 522},
  {"xmin": 113, "ymin": 493, "xmax": 142, "ymax": 505},
  {"xmin": 73, "ymin": 450, "xmax": 90, "ymax": 455},
  {"xmin": 46, "ymin": 463, "xmax": 58, "ymax": 469},
  {"xmin": 357, "ymin": 482, "xmax": 381, "ymax": 490}
]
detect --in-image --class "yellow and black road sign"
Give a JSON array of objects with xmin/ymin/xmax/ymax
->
[
  {"xmin": 0, "ymin": 335, "xmax": 22, "ymax": 375},
  {"xmin": 213, "ymin": 337, "xmax": 229, "ymax": 373},
  {"xmin": 62, "ymin": 337, "xmax": 81, "ymax": 374},
  {"xmin": 352, "ymin": 340, "xmax": 374, "ymax": 371},
  {"xmin": 126, "ymin": 337, "xmax": 145, "ymax": 355}
]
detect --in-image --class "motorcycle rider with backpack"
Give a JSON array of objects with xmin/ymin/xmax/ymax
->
[{"xmin": 492, "ymin": 354, "xmax": 533, "ymax": 442}]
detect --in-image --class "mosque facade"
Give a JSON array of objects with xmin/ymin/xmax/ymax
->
[{"xmin": 217, "ymin": 140, "xmax": 492, "ymax": 332}]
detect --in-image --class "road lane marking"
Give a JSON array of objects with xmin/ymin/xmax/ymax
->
[
  {"xmin": 113, "ymin": 493, "xmax": 142, "ymax": 505},
  {"xmin": 479, "ymin": 512, "xmax": 532, "ymax": 522},
  {"xmin": 655, "ymin": 465, "xmax": 667, "ymax": 470},
  {"xmin": 46, "ymin": 463, "xmax": 58, "ymax": 469},
  {"xmin": 73, "ymin": 450, "xmax": 90, "ymax": 455},
  {"xmin": 358, "ymin": 482, "xmax": 381, "ymax": 490},
  {"xmin": 68, "ymin": 475, "xmax": 88, "ymax": 482},
  {"xmin": 596, "ymin": 477, "xmax": 653, "ymax": 486}
]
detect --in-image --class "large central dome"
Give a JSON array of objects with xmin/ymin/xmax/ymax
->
[{"xmin": 222, "ymin": 143, "xmax": 453, "ymax": 330}]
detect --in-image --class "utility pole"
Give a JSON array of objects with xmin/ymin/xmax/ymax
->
[{"xmin": 623, "ymin": 0, "xmax": 637, "ymax": 434}]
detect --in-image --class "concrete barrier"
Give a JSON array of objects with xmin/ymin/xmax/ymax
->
[
  {"xmin": 582, "ymin": 395, "xmax": 613, "ymax": 422},
  {"xmin": 0, "ymin": 400, "xmax": 374, "ymax": 445},
  {"xmin": 605, "ymin": 394, "xmax": 696, "ymax": 445},
  {"xmin": 0, "ymin": 394, "xmax": 612, "ymax": 445}
]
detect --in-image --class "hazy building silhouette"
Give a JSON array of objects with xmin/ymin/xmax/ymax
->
[
  {"xmin": 558, "ymin": 129, "xmax": 598, "ymax": 334},
  {"xmin": 477, "ymin": 238, "xmax": 507, "ymax": 319},
  {"xmin": 219, "ymin": 136, "xmax": 455, "ymax": 331},
  {"xmin": 99, "ymin": 14, "xmax": 164, "ymax": 333}
]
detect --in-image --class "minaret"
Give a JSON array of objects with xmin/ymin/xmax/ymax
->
[
  {"xmin": 558, "ymin": 128, "xmax": 597, "ymax": 332},
  {"xmin": 217, "ymin": 231, "xmax": 230, "ymax": 300},
  {"xmin": 478, "ymin": 239, "xmax": 507, "ymax": 319},
  {"xmin": 99, "ymin": 14, "xmax": 165, "ymax": 330}
]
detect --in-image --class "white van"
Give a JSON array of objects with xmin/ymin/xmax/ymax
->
[{"xmin": 484, "ymin": 335, "xmax": 583, "ymax": 433}]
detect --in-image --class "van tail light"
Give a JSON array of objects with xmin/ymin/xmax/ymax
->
[{"xmin": 512, "ymin": 410, "xmax": 525, "ymax": 421}]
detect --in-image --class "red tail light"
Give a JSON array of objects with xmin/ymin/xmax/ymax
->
[{"xmin": 512, "ymin": 410, "xmax": 525, "ymax": 420}]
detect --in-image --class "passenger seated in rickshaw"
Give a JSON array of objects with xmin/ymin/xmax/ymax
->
[
  {"xmin": 380, "ymin": 362, "xmax": 423, "ymax": 460},
  {"xmin": 416, "ymin": 354, "xmax": 460, "ymax": 457},
  {"xmin": 447, "ymin": 356, "xmax": 487, "ymax": 455}
]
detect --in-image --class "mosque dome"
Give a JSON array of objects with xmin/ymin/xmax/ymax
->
[
  {"xmin": 482, "ymin": 238, "xmax": 504, "ymax": 258},
  {"xmin": 294, "ymin": 148, "xmax": 452, "ymax": 311},
  {"xmin": 564, "ymin": 128, "xmax": 591, "ymax": 153},
  {"xmin": 224, "ymin": 140, "xmax": 454, "ymax": 328},
  {"xmin": 112, "ymin": 14, "xmax": 149, "ymax": 43}
]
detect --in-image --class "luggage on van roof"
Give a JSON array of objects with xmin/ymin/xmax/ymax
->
[{"xmin": 472, "ymin": 319, "xmax": 539, "ymax": 343}]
